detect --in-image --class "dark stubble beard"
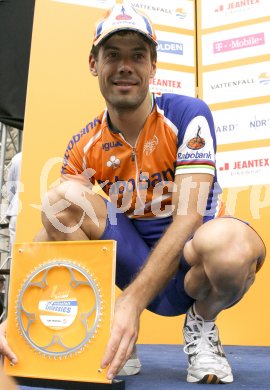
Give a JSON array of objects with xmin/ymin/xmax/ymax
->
[{"xmin": 103, "ymin": 86, "xmax": 149, "ymax": 113}]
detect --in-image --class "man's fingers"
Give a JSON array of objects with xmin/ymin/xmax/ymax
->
[
  {"xmin": 105, "ymin": 338, "xmax": 134, "ymax": 380},
  {"xmin": 101, "ymin": 335, "xmax": 121, "ymax": 369},
  {"xmin": 0, "ymin": 337, "xmax": 18, "ymax": 364}
]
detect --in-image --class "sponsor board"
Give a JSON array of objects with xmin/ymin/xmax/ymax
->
[
  {"xmin": 201, "ymin": 0, "xmax": 270, "ymax": 29},
  {"xmin": 125, "ymin": 0, "xmax": 195, "ymax": 30},
  {"xmin": 156, "ymin": 30, "xmax": 195, "ymax": 66},
  {"xmin": 203, "ymin": 61, "xmax": 270, "ymax": 104},
  {"xmin": 149, "ymin": 68, "xmax": 195, "ymax": 96},
  {"xmin": 216, "ymin": 147, "xmax": 270, "ymax": 187},
  {"xmin": 202, "ymin": 22, "xmax": 270, "ymax": 66},
  {"xmin": 213, "ymin": 103, "xmax": 270, "ymax": 145},
  {"xmin": 51, "ymin": 0, "xmax": 116, "ymax": 8}
]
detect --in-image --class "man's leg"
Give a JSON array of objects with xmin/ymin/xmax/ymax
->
[{"xmin": 182, "ymin": 217, "xmax": 266, "ymax": 384}]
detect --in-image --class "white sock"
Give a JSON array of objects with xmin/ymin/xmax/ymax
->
[{"xmin": 192, "ymin": 304, "xmax": 216, "ymax": 332}]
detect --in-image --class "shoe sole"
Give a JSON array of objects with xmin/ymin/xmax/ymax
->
[{"xmin": 188, "ymin": 373, "xmax": 233, "ymax": 384}]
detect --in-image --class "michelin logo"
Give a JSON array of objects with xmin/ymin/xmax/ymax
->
[{"xmin": 157, "ymin": 40, "xmax": 184, "ymax": 55}]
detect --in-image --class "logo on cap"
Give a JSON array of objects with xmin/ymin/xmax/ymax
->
[{"xmin": 116, "ymin": 6, "xmax": 132, "ymax": 21}]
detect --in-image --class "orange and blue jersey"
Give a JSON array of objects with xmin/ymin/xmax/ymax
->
[{"xmin": 61, "ymin": 93, "xmax": 222, "ymax": 221}]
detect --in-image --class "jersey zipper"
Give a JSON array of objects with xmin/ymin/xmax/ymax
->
[{"xmin": 119, "ymin": 134, "xmax": 144, "ymax": 212}]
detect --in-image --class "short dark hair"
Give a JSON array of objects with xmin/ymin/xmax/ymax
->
[{"xmin": 90, "ymin": 30, "xmax": 157, "ymax": 62}]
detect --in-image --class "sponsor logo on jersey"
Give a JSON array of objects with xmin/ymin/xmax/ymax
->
[
  {"xmin": 97, "ymin": 168, "xmax": 174, "ymax": 194},
  {"xmin": 102, "ymin": 141, "xmax": 123, "ymax": 151},
  {"xmin": 178, "ymin": 151, "xmax": 212, "ymax": 160},
  {"xmin": 143, "ymin": 135, "xmax": 159, "ymax": 155},
  {"xmin": 106, "ymin": 155, "xmax": 121, "ymax": 169},
  {"xmin": 187, "ymin": 126, "xmax": 205, "ymax": 150},
  {"xmin": 62, "ymin": 117, "xmax": 102, "ymax": 170}
]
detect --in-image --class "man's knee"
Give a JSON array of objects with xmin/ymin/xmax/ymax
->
[{"xmin": 189, "ymin": 218, "xmax": 264, "ymax": 268}]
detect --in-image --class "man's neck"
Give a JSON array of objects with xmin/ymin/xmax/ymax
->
[{"xmin": 107, "ymin": 93, "xmax": 154, "ymax": 146}]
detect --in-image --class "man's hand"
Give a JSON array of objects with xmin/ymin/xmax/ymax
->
[
  {"xmin": 101, "ymin": 294, "xmax": 141, "ymax": 380},
  {"xmin": 0, "ymin": 320, "xmax": 18, "ymax": 365}
]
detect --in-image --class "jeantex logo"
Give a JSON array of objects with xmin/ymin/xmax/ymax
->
[
  {"xmin": 219, "ymin": 158, "xmax": 269, "ymax": 172},
  {"xmin": 150, "ymin": 77, "xmax": 182, "ymax": 89},
  {"xmin": 215, "ymin": 0, "xmax": 261, "ymax": 13},
  {"xmin": 217, "ymin": 148, "xmax": 270, "ymax": 188}
]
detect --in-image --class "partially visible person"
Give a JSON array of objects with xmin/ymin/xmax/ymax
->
[
  {"xmin": 0, "ymin": 320, "xmax": 18, "ymax": 390},
  {"xmin": 0, "ymin": 276, "xmax": 5, "ymax": 319},
  {"xmin": 0, "ymin": 320, "xmax": 17, "ymax": 365},
  {"xmin": 6, "ymin": 152, "xmax": 22, "ymax": 248},
  {"xmin": 0, "ymin": 368, "xmax": 18, "ymax": 390}
]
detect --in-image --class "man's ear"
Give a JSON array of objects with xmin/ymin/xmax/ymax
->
[
  {"xmin": 150, "ymin": 60, "xmax": 157, "ymax": 79},
  {"xmin": 89, "ymin": 53, "xmax": 98, "ymax": 76}
]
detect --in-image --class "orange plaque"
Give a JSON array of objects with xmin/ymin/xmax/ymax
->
[{"xmin": 4, "ymin": 240, "xmax": 116, "ymax": 385}]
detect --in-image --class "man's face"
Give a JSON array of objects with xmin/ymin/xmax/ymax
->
[{"xmin": 89, "ymin": 32, "xmax": 156, "ymax": 111}]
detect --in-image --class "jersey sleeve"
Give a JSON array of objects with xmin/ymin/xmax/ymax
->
[
  {"xmin": 60, "ymin": 130, "xmax": 94, "ymax": 186},
  {"xmin": 175, "ymin": 100, "xmax": 216, "ymax": 176}
]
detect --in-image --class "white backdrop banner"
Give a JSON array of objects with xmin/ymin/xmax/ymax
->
[
  {"xmin": 214, "ymin": 103, "xmax": 270, "ymax": 145},
  {"xmin": 202, "ymin": 22, "xmax": 270, "ymax": 66},
  {"xmin": 156, "ymin": 30, "xmax": 194, "ymax": 66},
  {"xmin": 125, "ymin": 0, "xmax": 195, "ymax": 30},
  {"xmin": 52, "ymin": 0, "xmax": 116, "ymax": 8},
  {"xmin": 201, "ymin": 0, "xmax": 270, "ymax": 29},
  {"xmin": 203, "ymin": 61, "xmax": 270, "ymax": 104},
  {"xmin": 150, "ymin": 69, "xmax": 195, "ymax": 96},
  {"xmin": 216, "ymin": 147, "xmax": 270, "ymax": 188}
]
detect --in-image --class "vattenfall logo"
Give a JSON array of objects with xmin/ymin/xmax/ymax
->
[
  {"xmin": 259, "ymin": 73, "xmax": 270, "ymax": 85},
  {"xmin": 131, "ymin": 4, "xmax": 188, "ymax": 19},
  {"xmin": 214, "ymin": 0, "xmax": 260, "ymax": 13},
  {"xmin": 131, "ymin": 3, "xmax": 173, "ymax": 14},
  {"xmin": 210, "ymin": 78, "xmax": 255, "ymax": 90},
  {"xmin": 157, "ymin": 40, "xmax": 184, "ymax": 56},
  {"xmin": 175, "ymin": 8, "xmax": 187, "ymax": 19}
]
